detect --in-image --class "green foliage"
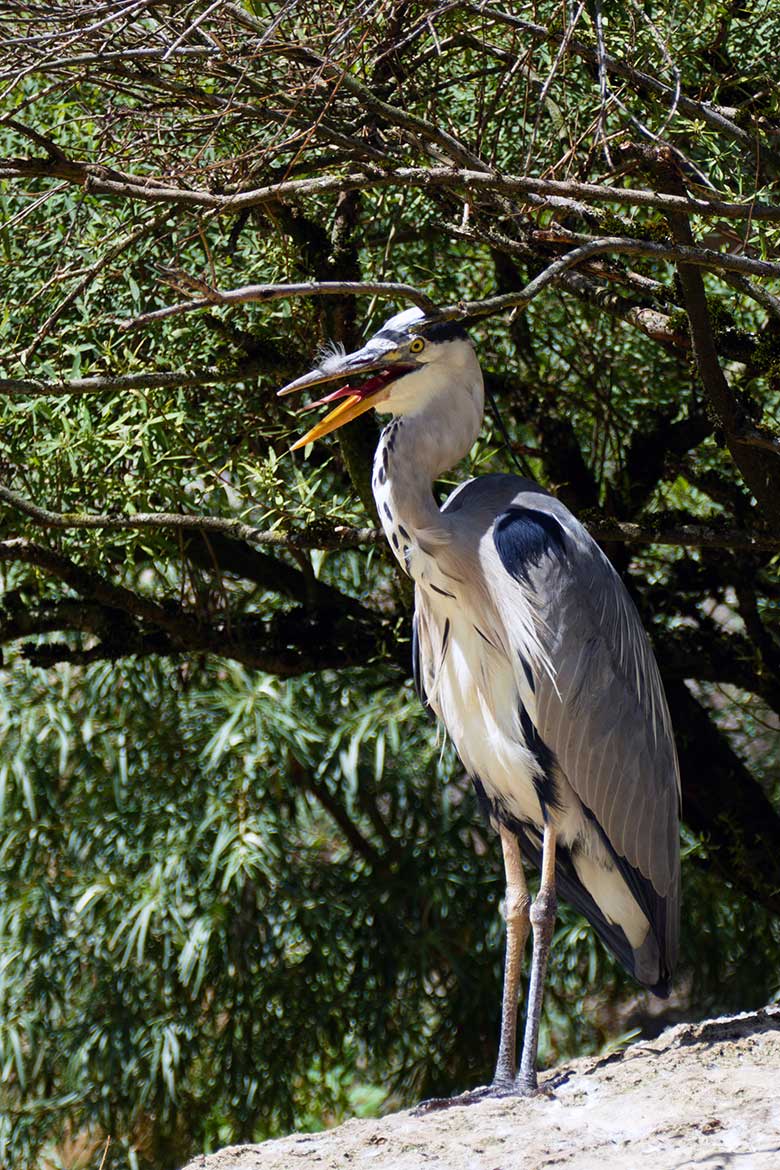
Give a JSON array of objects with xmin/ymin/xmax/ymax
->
[{"xmin": 2, "ymin": 656, "xmax": 777, "ymax": 1168}]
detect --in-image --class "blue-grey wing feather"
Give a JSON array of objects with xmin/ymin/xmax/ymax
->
[{"xmin": 491, "ymin": 488, "xmax": 680, "ymax": 908}]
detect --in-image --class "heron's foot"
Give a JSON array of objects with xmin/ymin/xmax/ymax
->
[
  {"xmin": 412, "ymin": 1080, "xmax": 516, "ymax": 1115},
  {"xmin": 513, "ymin": 1072, "xmax": 538, "ymax": 1097},
  {"xmin": 514, "ymin": 1072, "xmax": 556, "ymax": 1099}
]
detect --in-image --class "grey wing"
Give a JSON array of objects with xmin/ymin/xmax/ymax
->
[{"xmin": 493, "ymin": 497, "xmax": 680, "ymax": 963}]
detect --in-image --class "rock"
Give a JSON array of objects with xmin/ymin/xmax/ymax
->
[{"xmin": 182, "ymin": 1007, "xmax": 780, "ymax": 1170}]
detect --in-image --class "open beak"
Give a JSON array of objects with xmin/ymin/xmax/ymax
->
[{"xmin": 278, "ymin": 344, "xmax": 414, "ymax": 451}]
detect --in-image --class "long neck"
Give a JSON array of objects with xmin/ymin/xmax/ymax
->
[{"xmin": 372, "ymin": 390, "xmax": 482, "ymax": 565}]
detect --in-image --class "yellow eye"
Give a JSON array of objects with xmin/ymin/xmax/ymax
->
[{"xmin": 409, "ymin": 337, "xmax": 425, "ymax": 354}]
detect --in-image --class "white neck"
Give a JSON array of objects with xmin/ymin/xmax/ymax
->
[{"xmin": 371, "ymin": 361, "xmax": 484, "ymax": 565}]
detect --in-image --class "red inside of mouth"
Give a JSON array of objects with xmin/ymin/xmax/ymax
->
[{"xmin": 301, "ymin": 366, "xmax": 413, "ymax": 412}]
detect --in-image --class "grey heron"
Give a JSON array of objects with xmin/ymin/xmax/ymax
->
[{"xmin": 279, "ymin": 306, "xmax": 681, "ymax": 1096}]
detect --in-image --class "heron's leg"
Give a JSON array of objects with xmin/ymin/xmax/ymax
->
[
  {"xmin": 412, "ymin": 825, "xmax": 530, "ymax": 1114},
  {"xmin": 492, "ymin": 824, "xmax": 530, "ymax": 1090},
  {"xmin": 516, "ymin": 822, "xmax": 557, "ymax": 1094}
]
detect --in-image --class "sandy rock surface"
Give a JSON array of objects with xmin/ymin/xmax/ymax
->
[{"xmin": 182, "ymin": 1007, "xmax": 780, "ymax": 1170}]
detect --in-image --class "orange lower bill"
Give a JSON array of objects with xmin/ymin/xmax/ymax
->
[{"xmin": 291, "ymin": 389, "xmax": 387, "ymax": 451}]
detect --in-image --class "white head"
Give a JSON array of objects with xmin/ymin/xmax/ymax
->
[{"xmin": 278, "ymin": 306, "xmax": 484, "ymax": 451}]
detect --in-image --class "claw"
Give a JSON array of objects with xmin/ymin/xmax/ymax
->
[{"xmin": 412, "ymin": 1083, "xmax": 515, "ymax": 1115}]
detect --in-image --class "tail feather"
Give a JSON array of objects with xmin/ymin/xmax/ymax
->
[
  {"xmin": 471, "ymin": 778, "xmax": 674, "ymax": 996},
  {"xmin": 514, "ymin": 823, "xmax": 671, "ymax": 996}
]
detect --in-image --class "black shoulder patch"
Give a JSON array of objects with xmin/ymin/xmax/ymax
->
[{"xmin": 494, "ymin": 506, "xmax": 567, "ymax": 586}]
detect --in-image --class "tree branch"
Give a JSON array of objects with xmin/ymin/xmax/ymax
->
[
  {"xmin": 0, "ymin": 597, "xmax": 138, "ymax": 643},
  {"xmin": 0, "ymin": 366, "xmax": 266, "ymax": 397},
  {"xmin": 658, "ymin": 625, "xmax": 780, "ymax": 715},
  {"xmin": 0, "ymin": 483, "xmax": 379, "ymax": 550},
  {"xmin": 180, "ymin": 529, "xmax": 375, "ymax": 620},
  {"xmin": 433, "ymin": 237, "xmax": 780, "ymax": 324},
  {"xmin": 118, "ymin": 278, "xmax": 436, "ymax": 331},
  {"xmin": 0, "ymin": 539, "xmax": 391, "ymax": 675},
  {"xmin": 17, "ymin": 635, "xmax": 173, "ymax": 669},
  {"xmin": 290, "ymin": 757, "xmax": 388, "ymax": 872},
  {"xmin": 647, "ymin": 150, "xmax": 780, "ymax": 529},
  {"xmin": 5, "ymin": 154, "xmax": 780, "ymax": 222},
  {"xmin": 112, "ymin": 238, "xmax": 780, "ymax": 338},
  {"xmin": 469, "ymin": 5, "xmax": 773, "ymax": 159},
  {"xmin": 666, "ymin": 679, "xmax": 780, "ymax": 917},
  {"xmin": 22, "ymin": 210, "xmax": 171, "ymax": 361},
  {"xmin": 1, "ymin": 484, "xmax": 778, "ymax": 552},
  {"xmin": 583, "ymin": 517, "xmax": 780, "ymax": 553},
  {"xmin": 0, "ymin": 537, "xmax": 212, "ymax": 645}
]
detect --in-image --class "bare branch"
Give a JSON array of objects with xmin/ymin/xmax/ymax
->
[
  {"xmin": 17, "ymin": 638, "xmax": 170, "ymax": 669},
  {"xmin": 649, "ymin": 153, "xmax": 780, "ymax": 529},
  {"xmin": 719, "ymin": 271, "xmax": 780, "ymax": 325},
  {"xmin": 733, "ymin": 426, "xmax": 780, "ymax": 457},
  {"xmin": 434, "ymin": 236, "xmax": 780, "ymax": 324},
  {"xmin": 22, "ymin": 210, "xmax": 171, "ymax": 360},
  {"xmin": 0, "ymin": 483, "xmax": 777, "ymax": 553},
  {"xmin": 113, "ymin": 237, "xmax": 780, "ymax": 334},
  {"xmin": 0, "ymin": 483, "xmax": 379, "ymax": 550},
  {"xmin": 224, "ymin": 1, "xmax": 489, "ymax": 174},
  {"xmin": 586, "ymin": 517, "xmax": 780, "ymax": 553},
  {"xmin": 294, "ymin": 760, "xmax": 388, "ymax": 871},
  {"xmin": 5, "ymin": 155, "xmax": 780, "ymax": 223},
  {"xmin": 0, "ymin": 536, "xmax": 205, "ymax": 642},
  {"xmin": 161, "ymin": 0, "xmax": 223, "ymax": 61},
  {"xmin": 118, "ymin": 279, "xmax": 437, "ymax": 331},
  {"xmin": 0, "ymin": 538, "xmax": 388, "ymax": 675},
  {"xmin": 0, "ymin": 45, "xmax": 215, "ymax": 77}
]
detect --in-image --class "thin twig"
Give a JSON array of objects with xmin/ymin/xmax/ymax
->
[
  {"xmin": 591, "ymin": 0, "xmax": 613, "ymax": 169},
  {"xmin": 469, "ymin": 4, "xmax": 761, "ymax": 153},
  {"xmin": 719, "ymin": 271, "xmax": 780, "ymax": 323},
  {"xmin": 0, "ymin": 45, "xmax": 215, "ymax": 77},
  {"xmin": 97, "ymin": 1136, "xmax": 111, "ymax": 1170},
  {"xmin": 162, "ymin": 0, "xmax": 223, "ymax": 60},
  {"xmin": 0, "ymin": 540, "xmax": 382, "ymax": 675},
  {"xmin": 524, "ymin": 1, "xmax": 586, "ymax": 172},
  {"xmin": 23, "ymin": 210, "xmax": 170, "ymax": 360},
  {"xmin": 0, "ymin": 365, "xmax": 265, "ymax": 396},
  {"xmin": 658, "ymin": 163, "xmax": 780, "ymax": 528}
]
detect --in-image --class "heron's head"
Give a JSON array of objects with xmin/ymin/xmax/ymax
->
[{"xmin": 278, "ymin": 306, "xmax": 481, "ymax": 450}]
